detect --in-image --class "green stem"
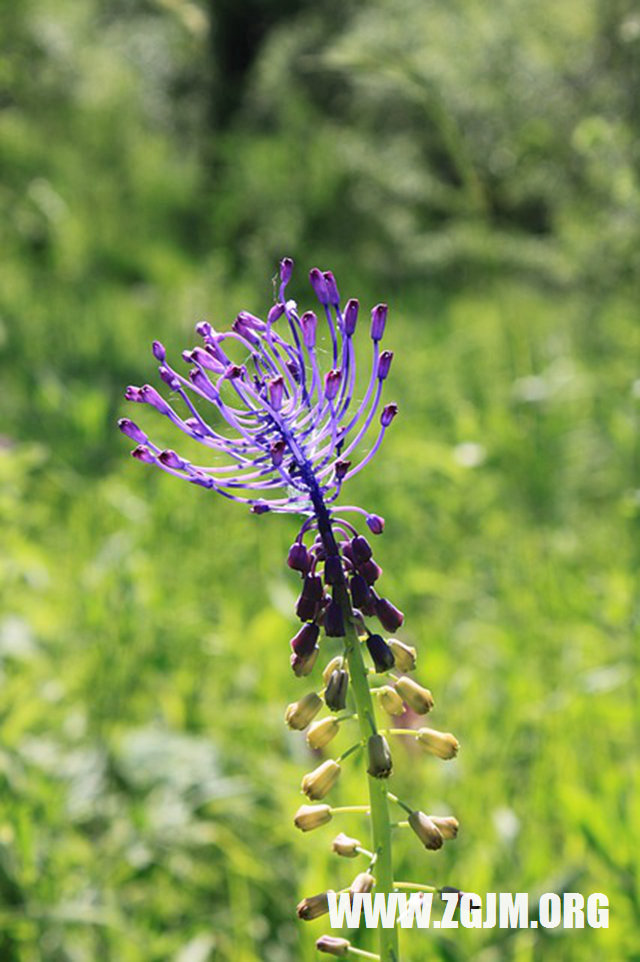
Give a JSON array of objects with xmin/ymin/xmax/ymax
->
[{"xmin": 341, "ymin": 591, "xmax": 399, "ymax": 962}]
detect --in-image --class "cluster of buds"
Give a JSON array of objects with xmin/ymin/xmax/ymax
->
[{"xmin": 122, "ymin": 259, "xmax": 462, "ymax": 961}]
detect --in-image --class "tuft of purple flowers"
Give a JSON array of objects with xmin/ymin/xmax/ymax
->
[{"xmin": 120, "ymin": 258, "xmax": 396, "ymax": 533}]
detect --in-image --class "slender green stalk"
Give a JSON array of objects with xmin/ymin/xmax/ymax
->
[{"xmin": 340, "ymin": 588, "xmax": 399, "ymax": 962}]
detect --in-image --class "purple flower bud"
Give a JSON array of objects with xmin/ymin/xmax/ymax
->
[
  {"xmin": 381, "ymin": 403, "xmax": 398, "ymax": 427},
  {"xmin": 152, "ymin": 340, "xmax": 166, "ymax": 361},
  {"xmin": 190, "ymin": 347, "xmax": 225, "ymax": 372},
  {"xmin": 250, "ymin": 501, "xmax": 270, "ymax": 514},
  {"xmin": 351, "ymin": 535, "xmax": 372, "ymax": 564},
  {"xmin": 341, "ymin": 540, "xmax": 354, "ymax": 563},
  {"xmin": 280, "ymin": 257, "xmax": 294, "ymax": 285},
  {"xmin": 325, "ymin": 669, "xmax": 349, "ymax": 711},
  {"xmin": 232, "ymin": 317, "xmax": 261, "ymax": 345},
  {"xmin": 323, "ymin": 271, "xmax": 340, "ymax": 306},
  {"xmin": 131, "ymin": 445, "xmax": 155, "ymax": 463},
  {"xmin": 366, "ymin": 633, "xmax": 395, "ymax": 672},
  {"xmin": 287, "ymin": 360, "xmax": 300, "ymax": 382},
  {"xmin": 366, "ymin": 514, "xmax": 385, "ymax": 535},
  {"xmin": 343, "ymin": 298, "xmax": 359, "ymax": 336},
  {"xmin": 324, "ymin": 598, "xmax": 345, "ymax": 637},
  {"xmin": 296, "ymin": 595, "xmax": 319, "ymax": 621},
  {"xmin": 236, "ymin": 310, "xmax": 266, "ymax": 331},
  {"xmin": 288, "ymin": 542, "xmax": 311, "ymax": 574},
  {"xmin": 118, "ymin": 418, "xmax": 147, "ymax": 443},
  {"xmin": 189, "ymin": 368, "xmax": 218, "ymax": 399},
  {"xmin": 300, "ymin": 311, "xmax": 317, "ymax": 349},
  {"xmin": 324, "ymin": 369, "xmax": 341, "ymax": 401},
  {"xmin": 374, "ymin": 596, "xmax": 404, "ymax": 632},
  {"xmin": 195, "ymin": 321, "xmax": 212, "ymax": 338},
  {"xmin": 204, "ymin": 339, "xmax": 227, "ymax": 364},
  {"xmin": 302, "ymin": 573, "xmax": 324, "ymax": 601},
  {"xmin": 125, "ymin": 385, "xmax": 144, "ymax": 402},
  {"xmin": 359, "ymin": 558, "xmax": 382, "ymax": 585},
  {"xmin": 268, "ymin": 375, "xmax": 285, "ymax": 410},
  {"xmin": 158, "ymin": 367, "xmax": 180, "ymax": 390},
  {"xmin": 224, "ymin": 364, "xmax": 244, "ymax": 380},
  {"xmin": 349, "ymin": 573, "xmax": 372, "ymax": 611},
  {"xmin": 291, "ymin": 622, "xmax": 320, "ymax": 656},
  {"xmin": 270, "ymin": 440, "xmax": 285, "ymax": 466},
  {"xmin": 378, "ymin": 350, "xmax": 393, "ymax": 380},
  {"xmin": 370, "ymin": 303, "xmax": 388, "ymax": 342},
  {"xmin": 309, "ymin": 268, "xmax": 330, "ymax": 305},
  {"xmin": 184, "ymin": 417, "xmax": 207, "ymax": 437},
  {"xmin": 141, "ymin": 385, "xmax": 172, "ymax": 415},
  {"xmin": 334, "ymin": 459, "xmax": 351, "ymax": 481},
  {"xmin": 323, "ymin": 555, "xmax": 343, "ymax": 586},
  {"xmin": 159, "ymin": 449, "xmax": 187, "ymax": 469},
  {"xmin": 267, "ymin": 302, "xmax": 285, "ymax": 324}
]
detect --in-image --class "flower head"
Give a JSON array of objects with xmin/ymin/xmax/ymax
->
[{"xmin": 120, "ymin": 259, "xmax": 397, "ymax": 533}]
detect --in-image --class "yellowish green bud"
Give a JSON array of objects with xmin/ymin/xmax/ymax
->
[
  {"xmin": 428, "ymin": 815, "xmax": 459, "ymax": 839},
  {"xmin": 301, "ymin": 759, "xmax": 341, "ymax": 800},
  {"xmin": 388, "ymin": 638, "xmax": 417, "ymax": 671},
  {"xmin": 331, "ymin": 832, "xmax": 362, "ymax": 857},
  {"xmin": 306, "ymin": 716, "xmax": 340, "ymax": 750},
  {"xmin": 316, "ymin": 935, "xmax": 351, "ymax": 957},
  {"xmin": 293, "ymin": 804, "xmax": 332, "ymax": 832},
  {"xmin": 375, "ymin": 684, "xmax": 405, "ymax": 715},
  {"xmin": 350, "ymin": 872, "xmax": 375, "ymax": 894},
  {"xmin": 408, "ymin": 810, "xmax": 444, "ymax": 850},
  {"xmin": 394, "ymin": 677, "xmax": 434, "ymax": 714},
  {"xmin": 285, "ymin": 692, "xmax": 323, "ymax": 730},
  {"xmin": 416, "ymin": 727, "xmax": 459, "ymax": 759},
  {"xmin": 297, "ymin": 891, "xmax": 330, "ymax": 920},
  {"xmin": 322, "ymin": 655, "xmax": 345, "ymax": 686}
]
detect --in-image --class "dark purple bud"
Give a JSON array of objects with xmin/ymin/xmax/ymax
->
[
  {"xmin": 343, "ymin": 298, "xmax": 359, "ymax": 336},
  {"xmin": 323, "ymin": 270, "xmax": 340, "ymax": 306},
  {"xmin": 351, "ymin": 535, "xmax": 372, "ymax": 564},
  {"xmin": 267, "ymin": 302, "xmax": 285, "ymax": 324},
  {"xmin": 302, "ymin": 574, "xmax": 324, "ymax": 602},
  {"xmin": 312, "ymin": 536, "xmax": 327, "ymax": 562},
  {"xmin": 309, "ymin": 268, "xmax": 330, "ymax": 305},
  {"xmin": 341, "ymin": 540, "xmax": 354, "ymax": 564},
  {"xmin": 204, "ymin": 339, "xmax": 228, "ymax": 364},
  {"xmin": 325, "ymin": 369, "xmax": 341, "ymax": 401},
  {"xmin": 131, "ymin": 445, "xmax": 155, "ymax": 463},
  {"xmin": 118, "ymin": 418, "xmax": 147, "ymax": 443},
  {"xmin": 359, "ymin": 559, "xmax": 382, "ymax": 585},
  {"xmin": 224, "ymin": 364, "xmax": 244, "ymax": 380},
  {"xmin": 280, "ymin": 257, "xmax": 294, "ymax": 285},
  {"xmin": 232, "ymin": 317, "xmax": 261, "ymax": 345},
  {"xmin": 323, "ymin": 555, "xmax": 343, "ymax": 586},
  {"xmin": 250, "ymin": 501, "xmax": 270, "ymax": 514},
  {"xmin": 291, "ymin": 622, "xmax": 320, "ymax": 657},
  {"xmin": 378, "ymin": 351, "xmax": 393, "ymax": 380},
  {"xmin": 325, "ymin": 669, "xmax": 349, "ymax": 711},
  {"xmin": 195, "ymin": 321, "xmax": 212, "ymax": 338},
  {"xmin": 158, "ymin": 449, "xmax": 187, "ymax": 469},
  {"xmin": 291, "ymin": 647, "xmax": 319, "ymax": 677},
  {"xmin": 270, "ymin": 440, "xmax": 285, "ymax": 466},
  {"xmin": 287, "ymin": 360, "xmax": 301, "ymax": 382},
  {"xmin": 288, "ymin": 542, "xmax": 311, "ymax": 574},
  {"xmin": 158, "ymin": 366, "xmax": 180, "ymax": 389},
  {"xmin": 374, "ymin": 596, "xmax": 404, "ymax": 632},
  {"xmin": 324, "ymin": 599, "xmax": 345, "ymax": 637},
  {"xmin": 152, "ymin": 340, "xmax": 166, "ymax": 361},
  {"xmin": 350, "ymin": 573, "xmax": 372, "ymax": 611},
  {"xmin": 366, "ymin": 514, "xmax": 385, "ymax": 535},
  {"xmin": 367, "ymin": 733, "xmax": 393, "ymax": 778},
  {"xmin": 296, "ymin": 595, "xmax": 319, "ymax": 621},
  {"xmin": 370, "ymin": 303, "xmax": 388, "ymax": 342},
  {"xmin": 125, "ymin": 385, "xmax": 144, "ymax": 402},
  {"xmin": 381, "ymin": 403, "xmax": 398, "ymax": 427},
  {"xmin": 268, "ymin": 375, "xmax": 285, "ymax": 410},
  {"xmin": 300, "ymin": 311, "xmax": 317, "ymax": 349},
  {"xmin": 366, "ymin": 633, "xmax": 395, "ymax": 672},
  {"xmin": 141, "ymin": 385, "xmax": 172, "ymax": 415},
  {"xmin": 334, "ymin": 459, "xmax": 351, "ymax": 481}
]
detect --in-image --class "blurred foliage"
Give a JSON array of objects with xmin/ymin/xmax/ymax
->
[{"xmin": 1, "ymin": 1, "xmax": 639, "ymax": 960}]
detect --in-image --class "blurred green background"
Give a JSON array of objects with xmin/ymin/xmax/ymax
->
[{"xmin": 1, "ymin": 0, "xmax": 639, "ymax": 959}]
